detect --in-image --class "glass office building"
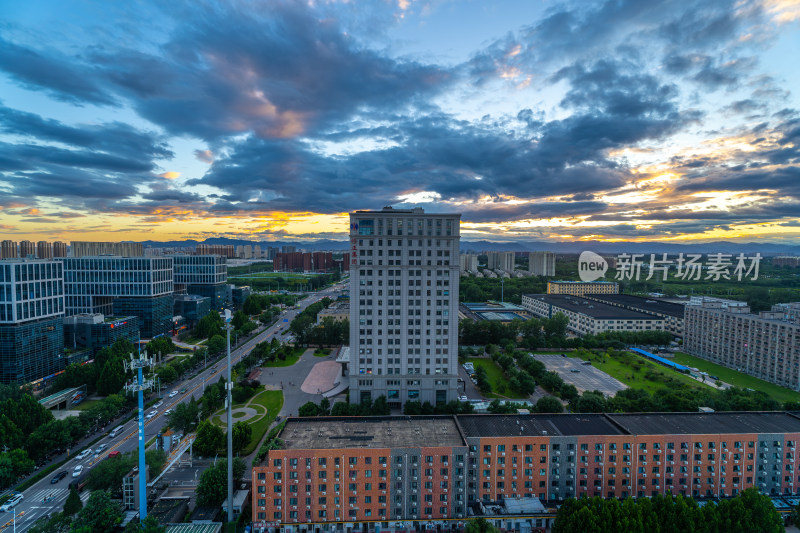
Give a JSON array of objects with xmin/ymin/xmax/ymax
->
[
  {"xmin": 62, "ymin": 257, "xmax": 173, "ymax": 339},
  {"xmin": 0, "ymin": 259, "xmax": 65, "ymax": 384},
  {"xmin": 63, "ymin": 314, "xmax": 140, "ymax": 354},
  {"xmin": 173, "ymin": 255, "xmax": 228, "ymax": 311}
]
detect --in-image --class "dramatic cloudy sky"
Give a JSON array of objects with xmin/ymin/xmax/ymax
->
[{"xmin": 1, "ymin": 0, "xmax": 799, "ymax": 243}]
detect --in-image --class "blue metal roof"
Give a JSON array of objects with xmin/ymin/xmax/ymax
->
[{"xmin": 630, "ymin": 347, "xmax": 689, "ymax": 372}]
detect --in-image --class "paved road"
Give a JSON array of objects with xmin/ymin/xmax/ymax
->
[{"xmin": 0, "ymin": 283, "xmax": 346, "ymax": 532}]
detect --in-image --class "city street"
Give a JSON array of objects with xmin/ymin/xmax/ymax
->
[{"xmin": 0, "ymin": 282, "xmax": 345, "ymax": 532}]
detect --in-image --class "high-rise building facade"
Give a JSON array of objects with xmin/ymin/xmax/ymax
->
[
  {"xmin": 1, "ymin": 241, "xmax": 17, "ymax": 259},
  {"xmin": 173, "ymin": 254, "xmax": 228, "ymax": 311},
  {"xmin": 70, "ymin": 241, "xmax": 144, "ymax": 257},
  {"xmin": 459, "ymin": 253, "xmax": 478, "ymax": 272},
  {"xmin": 196, "ymin": 243, "xmax": 235, "ymax": 258},
  {"xmin": 36, "ymin": 241, "xmax": 53, "ymax": 259},
  {"xmin": 487, "ymin": 251, "xmax": 515, "ymax": 271},
  {"xmin": 0, "ymin": 259, "xmax": 65, "ymax": 383},
  {"xmin": 52, "ymin": 241, "xmax": 67, "ymax": 257},
  {"xmin": 19, "ymin": 240, "xmax": 35, "ymax": 258},
  {"xmin": 685, "ymin": 301, "xmax": 800, "ymax": 390},
  {"xmin": 61, "ymin": 257, "xmax": 173, "ymax": 338},
  {"xmin": 528, "ymin": 251, "xmax": 555, "ymax": 276},
  {"xmin": 349, "ymin": 207, "xmax": 460, "ymax": 407}
]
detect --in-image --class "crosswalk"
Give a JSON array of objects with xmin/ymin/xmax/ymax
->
[
  {"xmin": 28, "ymin": 487, "xmax": 68, "ymax": 503},
  {"xmin": 26, "ymin": 487, "xmax": 92, "ymax": 505}
]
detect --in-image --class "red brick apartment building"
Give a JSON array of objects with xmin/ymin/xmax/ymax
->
[{"xmin": 252, "ymin": 412, "xmax": 800, "ymax": 532}]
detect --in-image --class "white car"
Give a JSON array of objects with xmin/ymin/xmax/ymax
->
[
  {"xmin": 76, "ymin": 449, "xmax": 92, "ymax": 460},
  {"xmin": 0, "ymin": 494, "xmax": 23, "ymax": 511},
  {"xmin": 153, "ymin": 401, "xmax": 164, "ymax": 409},
  {"xmin": 164, "ymin": 408, "xmax": 173, "ymax": 416},
  {"xmin": 169, "ymin": 391, "xmax": 179, "ymax": 398},
  {"xmin": 458, "ymin": 395, "xmax": 468, "ymax": 402},
  {"xmin": 146, "ymin": 410, "xmax": 157, "ymax": 419},
  {"xmin": 93, "ymin": 444, "xmax": 108, "ymax": 456},
  {"xmin": 72, "ymin": 465, "xmax": 83, "ymax": 477}
]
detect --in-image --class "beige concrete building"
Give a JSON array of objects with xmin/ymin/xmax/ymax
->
[
  {"xmin": 522, "ymin": 293, "xmax": 663, "ymax": 335},
  {"xmin": 487, "ymin": 251, "xmax": 515, "ymax": 271},
  {"xmin": 547, "ymin": 280, "xmax": 619, "ymax": 296},
  {"xmin": 684, "ymin": 301, "xmax": 800, "ymax": 391},
  {"xmin": 528, "ymin": 251, "xmax": 555, "ymax": 276},
  {"xmin": 70, "ymin": 241, "xmax": 144, "ymax": 257},
  {"xmin": 459, "ymin": 253, "xmax": 478, "ymax": 272}
]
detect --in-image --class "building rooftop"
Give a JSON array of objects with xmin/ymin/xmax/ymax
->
[
  {"xmin": 523, "ymin": 294, "xmax": 659, "ymax": 320},
  {"xmin": 279, "ymin": 416, "xmax": 465, "ymax": 449},
  {"xmin": 584, "ymin": 294, "xmax": 685, "ymax": 318},
  {"xmin": 460, "ymin": 302, "xmax": 530, "ymax": 322},
  {"xmin": 609, "ymin": 412, "xmax": 800, "ymax": 435},
  {"xmin": 457, "ymin": 414, "xmax": 626, "ymax": 437},
  {"xmin": 548, "ymin": 280, "xmax": 618, "ymax": 285}
]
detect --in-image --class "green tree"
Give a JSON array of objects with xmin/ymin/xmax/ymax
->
[
  {"xmin": 168, "ymin": 396, "xmax": 200, "ymax": 433},
  {"xmin": 298, "ymin": 401, "xmax": 320, "ymax": 417},
  {"xmin": 231, "ymin": 421, "xmax": 252, "ymax": 454},
  {"xmin": 73, "ymin": 490, "xmax": 122, "ymax": 533},
  {"xmin": 195, "ymin": 311, "xmax": 224, "ymax": 339},
  {"xmin": 97, "ymin": 356, "xmax": 126, "ymax": 396},
  {"xmin": 534, "ymin": 396, "xmax": 564, "ymax": 413},
  {"xmin": 63, "ymin": 486, "xmax": 83, "ymax": 515},
  {"xmin": 29, "ymin": 512, "xmax": 73, "ymax": 533},
  {"xmin": 194, "ymin": 420, "xmax": 225, "ymax": 456},
  {"xmin": 207, "ymin": 334, "xmax": 226, "ymax": 355},
  {"xmin": 124, "ymin": 515, "xmax": 166, "ymax": 533},
  {"xmin": 465, "ymin": 518, "xmax": 500, "ymax": 533},
  {"xmin": 196, "ymin": 458, "xmax": 247, "ymax": 507},
  {"xmin": 86, "ymin": 452, "xmax": 136, "ymax": 493},
  {"xmin": 232, "ymin": 310, "xmax": 249, "ymax": 330},
  {"xmin": 145, "ymin": 449, "xmax": 167, "ymax": 477}
]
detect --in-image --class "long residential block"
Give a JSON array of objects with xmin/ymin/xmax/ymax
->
[{"xmin": 252, "ymin": 412, "xmax": 800, "ymax": 530}]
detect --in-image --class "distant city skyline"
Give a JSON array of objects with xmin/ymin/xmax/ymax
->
[{"xmin": 1, "ymin": 0, "xmax": 799, "ymax": 244}]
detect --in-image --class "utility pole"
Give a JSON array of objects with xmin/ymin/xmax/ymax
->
[
  {"xmin": 223, "ymin": 309, "xmax": 234, "ymax": 524},
  {"xmin": 124, "ymin": 351, "xmax": 155, "ymax": 521}
]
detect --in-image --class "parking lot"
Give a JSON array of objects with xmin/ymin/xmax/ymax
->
[{"xmin": 533, "ymin": 354, "xmax": 627, "ymax": 397}]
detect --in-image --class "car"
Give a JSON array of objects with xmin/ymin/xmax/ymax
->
[
  {"xmin": 570, "ymin": 369, "xmax": 581, "ymax": 373},
  {"xmin": 180, "ymin": 387, "xmax": 187, "ymax": 394},
  {"xmin": 50, "ymin": 471, "xmax": 68, "ymax": 484},
  {"xmin": 76, "ymin": 449, "xmax": 92, "ymax": 460},
  {"xmin": 93, "ymin": 444, "xmax": 108, "ymax": 456},
  {"xmin": 72, "ymin": 465, "xmax": 83, "ymax": 477},
  {"xmin": 153, "ymin": 400, "xmax": 164, "ymax": 409},
  {"xmin": 212, "ymin": 364, "xmax": 218, "ymax": 369},
  {"xmin": 0, "ymin": 494, "xmax": 23, "ymax": 511},
  {"xmin": 145, "ymin": 410, "xmax": 157, "ymax": 419},
  {"xmin": 169, "ymin": 390, "xmax": 179, "ymax": 398},
  {"xmin": 458, "ymin": 395, "xmax": 468, "ymax": 402},
  {"xmin": 164, "ymin": 409, "xmax": 173, "ymax": 416}
]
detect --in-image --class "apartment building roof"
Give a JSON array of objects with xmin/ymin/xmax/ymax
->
[
  {"xmin": 457, "ymin": 414, "xmax": 626, "ymax": 438},
  {"xmin": 279, "ymin": 416, "xmax": 464, "ymax": 449},
  {"xmin": 584, "ymin": 294, "xmax": 685, "ymax": 319},
  {"xmin": 609, "ymin": 412, "xmax": 800, "ymax": 436},
  {"xmin": 523, "ymin": 294, "xmax": 658, "ymax": 320}
]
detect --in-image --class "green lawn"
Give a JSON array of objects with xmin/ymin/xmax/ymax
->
[
  {"xmin": 467, "ymin": 357, "xmax": 529, "ymax": 399},
  {"xmin": 71, "ymin": 399, "xmax": 101, "ymax": 411},
  {"xmin": 262, "ymin": 346, "xmax": 305, "ymax": 367},
  {"xmin": 570, "ymin": 350, "xmax": 713, "ymax": 395},
  {"xmin": 242, "ymin": 390, "xmax": 284, "ymax": 455},
  {"xmin": 671, "ymin": 351, "xmax": 800, "ymax": 404}
]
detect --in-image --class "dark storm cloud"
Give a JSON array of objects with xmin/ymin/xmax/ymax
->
[
  {"xmin": 0, "ymin": 105, "xmax": 172, "ymax": 159},
  {"xmin": 0, "ymin": 36, "xmax": 116, "ymax": 106}
]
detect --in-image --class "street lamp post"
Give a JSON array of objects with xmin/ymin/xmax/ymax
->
[{"xmin": 223, "ymin": 309, "xmax": 234, "ymax": 524}]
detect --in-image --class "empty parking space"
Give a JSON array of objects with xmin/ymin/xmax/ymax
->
[{"xmin": 533, "ymin": 354, "xmax": 627, "ymax": 397}]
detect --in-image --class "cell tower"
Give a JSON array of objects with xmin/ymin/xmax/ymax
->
[{"xmin": 124, "ymin": 351, "xmax": 155, "ymax": 521}]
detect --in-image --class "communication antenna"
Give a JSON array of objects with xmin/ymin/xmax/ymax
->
[{"xmin": 123, "ymin": 351, "xmax": 155, "ymax": 521}]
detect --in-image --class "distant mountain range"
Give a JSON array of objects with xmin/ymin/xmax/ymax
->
[{"xmin": 139, "ymin": 238, "xmax": 800, "ymax": 256}]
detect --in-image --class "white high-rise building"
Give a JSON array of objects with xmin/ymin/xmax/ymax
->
[
  {"xmin": 459, "ymin": 253, "xmax": 478, "ymax": 272},
  {"xmin": 528, "ymin": 251, "xmax": 555, "ymax": 276},
  {"xmin": 487, "ymin": 251, "xmax": 515, "ymax": 271},
  {"xmin": 348, "ymin": 207, "xmax": 460, "ymax": 408}
]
